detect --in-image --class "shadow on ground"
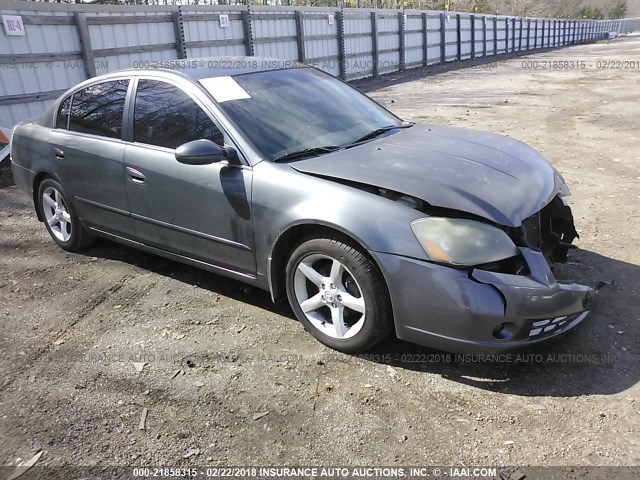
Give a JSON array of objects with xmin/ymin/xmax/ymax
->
[
  {"xmin": 81, "ymin": 238, "xmax": 292, "ymax": 316},
  {"xmin": 78, "ymin": 239, "xmax": 639, "ymax": 399}
]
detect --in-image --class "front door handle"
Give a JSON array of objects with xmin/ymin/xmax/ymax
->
[
  {"xmin": 126, "ymin": 166, "xmax": 145, "ymax": 184},
  {"xmin": 54, "ymin": 148, "xmax": 64, "ymax": 159}
]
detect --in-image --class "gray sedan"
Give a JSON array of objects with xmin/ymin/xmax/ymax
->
[{"xmin": 10, "ymin": 57, "xmax": 596, "ymax": 353}]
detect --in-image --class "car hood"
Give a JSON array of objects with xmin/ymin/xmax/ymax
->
[{"xmin": 290, "ymin": 124, "xmax": 560, "ymax": 227}]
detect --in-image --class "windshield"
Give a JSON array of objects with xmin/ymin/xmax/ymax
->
[{"xmin": 200, "ymin": 68, "xmax": 405, "ymax": 161}]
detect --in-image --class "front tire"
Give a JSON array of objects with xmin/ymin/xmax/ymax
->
[
  {"xmin": 37, "ymin": 178, "xmax": 94, "ymax": 251},
  {"xmin": 285, "ymin": 235, "xmax": 393, "ymax": 353}
]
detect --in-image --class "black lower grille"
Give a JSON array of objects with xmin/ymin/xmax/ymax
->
[{"xmin": 528, "ymin": 311, "xmax": 588, "ymax": 339}]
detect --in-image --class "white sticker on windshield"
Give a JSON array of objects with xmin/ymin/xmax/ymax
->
[{"xmin": 200, "ymin": 76, "xmax": 251, "ymax": 103}]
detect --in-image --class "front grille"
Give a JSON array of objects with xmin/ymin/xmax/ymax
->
[{"xmin": 528, "ymin": 311, "xmax": 588, "ymax": 339}]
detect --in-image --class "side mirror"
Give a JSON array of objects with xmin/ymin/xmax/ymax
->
[{"xmin": 175, "ymin": 139, "xmax": 226, "ymax": 165}]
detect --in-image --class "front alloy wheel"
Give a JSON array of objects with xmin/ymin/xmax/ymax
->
[
  {"xmin": 286, "ymin": 235, "xmax": 393, "ymax": 352},
  {"xmin": 294, "ymin": 253, "xmax": 366, "ymax": 340}
]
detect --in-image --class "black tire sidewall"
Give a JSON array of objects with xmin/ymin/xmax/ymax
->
[
  {"xmin": 285, "ymin": 237, "xmax": 392, "ymax": 352},
  {"xmin": 37, "ymin": 178, "xmax": 84, "ymax": 251}
]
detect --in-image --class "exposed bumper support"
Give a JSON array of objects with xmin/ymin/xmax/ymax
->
[{"xmin": 471, "ymin": 248, "xmax": 596, "ymax": 318}]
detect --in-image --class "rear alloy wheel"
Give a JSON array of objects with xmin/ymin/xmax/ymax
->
[
  {"xmin": 37, "ymin": 178, "xmax": 93, "ymax": 251},
  {"xmin": 286, "ymin": 236, "xmax": 393, "ymax": 352},
  {"xmin": 42, "ymin": 186, "xmax": 72, "ymax": 243}
]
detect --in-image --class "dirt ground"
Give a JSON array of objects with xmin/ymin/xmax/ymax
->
[{"xmin": 1, "ymin": 38, "xmax": 639, "ymax": 475}]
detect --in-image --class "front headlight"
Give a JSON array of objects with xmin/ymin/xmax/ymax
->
[{"xmin": 411, "ymin": 217, "xmax": 518, "ymax": 266}]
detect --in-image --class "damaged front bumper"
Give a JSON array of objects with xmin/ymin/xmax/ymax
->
[{"xmin": 372, "ymin": 247, "xmax": 597, "ymax": 353}]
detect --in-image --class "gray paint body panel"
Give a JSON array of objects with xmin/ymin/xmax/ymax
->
[
  {"xmin": 251, "ymin": 160, "xmax": 429, "ymax": 272},
  {"xmin": 291, "ymin": 123, "xmax": 559, "ymax": 228},
  {"xmin": 123, "ymin": 143, "xmax": 255, "ymax": 274},
  {"xmin": 52, "ymin": 130, "xmax": 132, "ymax": 236}
]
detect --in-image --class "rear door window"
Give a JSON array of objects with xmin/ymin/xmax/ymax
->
[{"xmin": 69, "ymin": 79, "xmax": 129, "ymax": 139}]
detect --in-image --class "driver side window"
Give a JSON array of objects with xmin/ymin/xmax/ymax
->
[{"xmin": 134, "ymin": 79, "xmax": 224, "ymax": 150}]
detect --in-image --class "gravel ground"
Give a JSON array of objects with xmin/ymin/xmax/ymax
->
[{"xmin": 0, "ymin": 38, "xmax": 639, "ymax": 475}]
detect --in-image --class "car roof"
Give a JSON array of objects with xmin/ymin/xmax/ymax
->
[
  {"xmin": 116, "ymin": 56, "xmax": 307, "ymax": 81},
  {"xmin": 44, "ymin": 56, "xmax": 310, "ymax": 130}
]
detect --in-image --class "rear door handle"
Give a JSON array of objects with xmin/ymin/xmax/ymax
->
[
  {"xmin": 126, "ymin": 166, "xmax": 145, "ymax": 184},
  {"xmin": 54, "ymin": 148, "xmax": 64, "ymax": 159}
]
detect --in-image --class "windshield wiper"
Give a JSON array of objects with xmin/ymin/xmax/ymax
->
[
  {"xmin": 272, "ymin": 123, "xmax": 413, "ymax": 162},
  {"xmin": 345, "ymin": 123, "xmax": 413, "ymax": 146},
  {"xmin": 273, "ymin": 145, "xmax": 341, "ymax": 163}
]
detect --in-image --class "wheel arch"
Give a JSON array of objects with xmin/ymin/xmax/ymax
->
[
  {"xmin": 268, "ymin": 221, "xmax": 383, "ymax": 304},
  {"xmin": 31, "ymin": 171, "xmax": 52, "ymax": 222}
]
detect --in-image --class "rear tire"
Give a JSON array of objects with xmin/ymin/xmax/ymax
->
[
  {"xmin": 285, "ymin": 235, "xmax": 393, "ymax": 353},
  {"xmin": 37, "ymin": 178, "xmax": 94, "ymax": 252}
]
